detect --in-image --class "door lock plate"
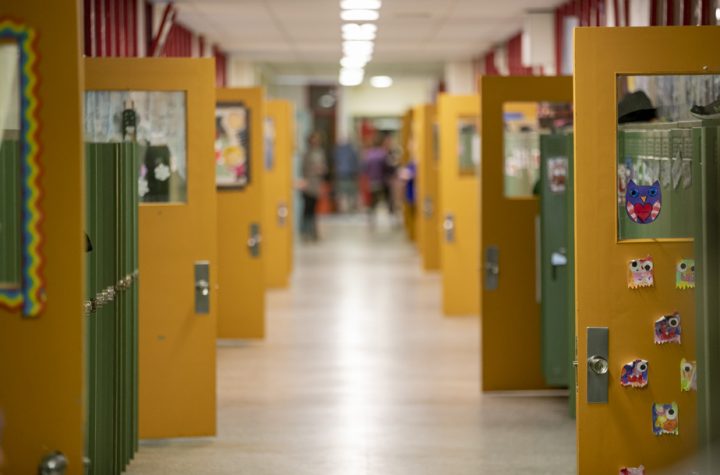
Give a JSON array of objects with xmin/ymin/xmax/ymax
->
[
  {"xmin": 443, "ymin": 213, "xmax": 455, "ymax": 243},
  {"xmin": 194, "ymin": 260, "xmax": 210, "ymax": 314},
  {"xmin": 587, "ymin": 327, "xmax": 609, "ymax": 404},
  {"xmin": 484, "ymin": 245, "xmax": 499, "ymax": 291}
]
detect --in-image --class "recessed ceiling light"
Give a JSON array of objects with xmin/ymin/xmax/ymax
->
[
  {"xmin": 341, "ymin": 0, "xmax": 381, "ymax": 9},
  {"xmin": 341, "ymin": 9, "xmax": 380, "ymax": 21},
  {"xmin": 716, "ymin": 7, "xmax": 720, "ymax": 20},
  {"xmin": 340, "ymin": 56, "xmax": 369, "ymax": 68},
  {"xmin": 339, "ymin": 68, "xmax": 364, "ymax": 86},
  {"xmin": 342, "ymin": 23, "xmax": 377, "ymax": 40},
  {"xmin": 370, "ymin": 75, "xmax": 392, "ymax": 88},
  {"xmin": 343, "ymin": 40, "xmax": 374, "ymax": 56}
]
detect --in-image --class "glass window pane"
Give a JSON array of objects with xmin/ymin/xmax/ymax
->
[
  {"xmin": 458, "ymin": 117, "xmax": 479, "ymax": 175},
  {"xmin": 616, "ymin": 75, "xmax": 720, "ymax": 241},
  {"xmin": 216, "ymin": 102, "xmax": 251, "ymax": 188},
  {"xmin": 0, "ymin": 41, "xmax": 21, "ymax": 287},
  {"xmin": 503, "ymin": 102, "xmax": 573, "ymax": 198},
  {"xmin": 264, "ymin": 117, "xmax": 275, "ymax": 171},
  {"xmin": 85, "ymin": 91, "xmax": 188, "ymax": 203}
]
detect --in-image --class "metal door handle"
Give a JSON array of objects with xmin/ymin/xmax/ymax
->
[
  {"xmin": 484, "ymin": 262, "xmax": 499, "ymax": 276},
  {"xmin": 587, "ymin": 355, "xmax": 609, "ymax": 375},
  {"xmin": 248, "ymin": 223, "xmax": 262, "ymax": 257},
  {"xmin": 443, "ymin": 214, "xmax": 455, "ymax": 242},
  {"xmin": 39, "ymin": 451, "xmax": 68, "ymax": 475},
  {"xmin": 277, "ymin": 203, "xmax": 288, "ymax": 226},
  {"xmin": 195, "ymin": 279, "xmax": 210, "ymax": 297}
]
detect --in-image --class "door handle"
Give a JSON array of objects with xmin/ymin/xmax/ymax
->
[
  {"xmin": 277, "ymin": 202, "xmax": 288, "ymax": 226},
  {"xmin": 443, "ymin": 213, "xmax": 455, "ymax": 242},
  {"xmin": 39, "ymin": 451, "xmax": 68, "ymax": 475},
  {"xmin": 248, "ymin": 222, "xmax": 262, "ymax": 257},
  {"xmin": 550, "ymin": 247, "xmax": 567, "ymax": 280},
  {"xmin": 484, "ymin": 245, "xmax": 500, "ymax": 291},
  {"xmin": 586, "ymin": 327, "xmax": 609, "ymax": 404},
  {"xmin": 194, "ymin": 261, "xmax": 210, "ymax": 314}
]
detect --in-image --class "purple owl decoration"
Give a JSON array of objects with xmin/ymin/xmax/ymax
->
[
  {"xmin": 620, "ymin": 359, "xmax": 649, "ymax": 388},
  {"xmin": 625, "ymin": 180, "xmax": 662, "ymax": 224},
  {"xmin": 655, "ymin": 313, "xmax": 681, "ymax": 344}
]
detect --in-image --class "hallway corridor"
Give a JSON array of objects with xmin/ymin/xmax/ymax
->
[{"xmin": 126, "ymin": 216, "xmax": 576, "ymax": 474}]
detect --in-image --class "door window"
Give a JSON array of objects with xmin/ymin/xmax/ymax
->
[
  {"xmin": 457, "ymin": 117, "xmax": 479, "ymax": 175},
  {"xmin": 216, "ymin": 102, "xmax": 251, "ymax": 188},
  {"xmin": 85, "ymin": 91, "xmax": 188, "ymax": 203},
  {"xmin": 0, "ymin": 41, "xmax": 20, "ymax": 287},
  {"xmin": 503, "ymin": 102, "xmax": 573, "ymax": 198},
  {"xmin": 616, "ymin": 75, "xmax": 720, "ymax": 241}
]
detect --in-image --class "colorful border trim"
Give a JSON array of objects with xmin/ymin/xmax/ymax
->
[{"xmin": 0, "ymin": 19, "xmax": 45, "ymax": 317}]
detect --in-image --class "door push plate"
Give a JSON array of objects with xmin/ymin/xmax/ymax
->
[
  {"xmin": 484, "ymin": 245, "xmax": 499, "ymax": 291},
  {"xmin": 443, "ymin": 213, "xmax": 455, "ymax": 243},
  {"xmin": 194, "ymin": 261, "xmax": 210, "ymax": 315},
  {"xmin": 587, "ymin": 327, "xmax": 609, "ymax": 404},
  {"xmin": 277, "ymin": 202, "xmax": 289, "ymax": 227},
  {"xmin": 248, "ymin": 222, "xmax": 261, "ymax": 258}
]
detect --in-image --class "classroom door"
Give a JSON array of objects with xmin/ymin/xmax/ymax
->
[
  {"xmin": 438, "ymin": 94, "xmax": 480, "ymax": 316},
  {"xmin": 414, "ymin": 104, "xmax": 440, "ymax": 271},
  {"xmin": 0, "ymin": 4, "xmax": 86, "ymax": 473},
  {"xmin": 479, "ymin": 76, "xmax": 573, "ymax": 391},
  {"xmin": 216, "ymin": 87, "xmax": 265, "ymax": 338},
  {"xmin": 264, "ymin": 99, "xmax": 293, "ymax": 288},
  {"xmin": 86, "ymin": 58, "xmax": 218, "ymax": 438},
  {"xmin": 573, "ymin": 27, "xmax": 719, "ymax": 473}
]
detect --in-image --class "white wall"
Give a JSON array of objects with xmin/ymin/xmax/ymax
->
[
  {"xmin": 342, "ymin": 76, "xmax": 435, "ymax": 119},
  {"xmin": 443, "ymin": 61, "xmax": 475, "ymax": 94}
]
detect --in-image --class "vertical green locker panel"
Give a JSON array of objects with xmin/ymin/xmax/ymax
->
[
  {"xmin": 694, "ymin": 124, "xmax": 720, "ymax": 460},
  {"xmin": 85, "ymin": 142, "xmax": 138, "ymax": 475},
  {"xmin": 539, "ymin": 133, "xmax": 572, "ymax": 388},
  {"xmin": 0, "ymin": 137, "xmax": 21, "ymax": 285},
  {"xmin": 566, "ymin": 132, "xmax": 576, "ymax": 419}
]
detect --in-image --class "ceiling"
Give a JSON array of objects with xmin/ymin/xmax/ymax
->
[{"xmin": 175, "ymin": 0, "xmax": 563, "ymax": 78}]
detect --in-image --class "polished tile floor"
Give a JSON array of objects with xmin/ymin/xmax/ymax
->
[{"xmin": 126, "ymin": 215, "xmax": 576, "ymax": 474}]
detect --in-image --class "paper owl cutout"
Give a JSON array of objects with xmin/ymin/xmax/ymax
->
[
  {"xmin": 620, "ymin": 466, "xmax": 645, "ymax": 475},
  {"xmin": 676, "ymin": 259, "xmax": 695, "ymax": 289},
  {"xmin": 626, "ymin": 180, "xmax": 662, "ymax": 224},
  {"xmin": 681, "ymin": 358, "xmax": 697, "ymax": 392},
  {"xmin": 655, "ymin": 313, "xmax": 682, "ymax": 344},
  {"xmin": 620, "ymin": 359, "xmax": 649, "ymax": 388},
  {"xmin": 628, "ymin": 257, "xmax": 654, "ymax": 288},
  {"xmin": 652, "ymin": 402, "xmax": 679, "ymax": 435}
]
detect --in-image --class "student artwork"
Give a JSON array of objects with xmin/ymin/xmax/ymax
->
[
  {"xmin": 620, "ymin": 466, "xmax": 645, "ymax": 475},
  {"xmin": 625, "ymin": 180, "xmax": 662, "ymax": 224},
  {"xmin": 676, "ymin": 259, "xmax": 695, "ymax": 289},
  {"xmin": 620, "ymin": 359, "xmax": 648, "ymax": 388},
  {"xmin": 215, "ymin": 103, "xmax": 251, "ymax": 188},
  {"xmin": 655, "ymin": 313, "xmax": 682, "ymax": 344},
  {"xmin": 628, "ymin": 257, "xmax": 654, "ymax": 289},
  {"xmin": 681, "ymin": 359, "xmax": 697, "ymax": 392},
  {"xmin": 652, "ymin": 402, "xmax": 679, "ymax": 436},
  {"xmin": 548, "ymin": 157, "xmax": 568, "ymax": 193}
]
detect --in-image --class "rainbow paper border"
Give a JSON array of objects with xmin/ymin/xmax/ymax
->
[{"xmin": 0, "ymin": 19, "xmax": 45, "ymax": 317}]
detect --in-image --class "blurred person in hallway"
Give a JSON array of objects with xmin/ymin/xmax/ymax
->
[
  {"xmin": 363, "ymin": 132, "xmax": 398, "ymax": 228},
  {"xmin": 333, "ymin": 137, "xmax": 359, "ymax": 213},
  {"xmin": 299, "ymin": 131, "xmax": 327, "ymax": 241}
]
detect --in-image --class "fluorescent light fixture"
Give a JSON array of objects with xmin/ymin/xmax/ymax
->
[
  {"xmin": 340, "ymin": 0, "xmax": 381, "ymax": 10},
  {"xmin": 370, "ymin": 75, "xmax": 393, "ymax": 88},
  {"xmin": 342, "ymin": 23, "xmax": 377, "ymax": 40},
  {"xmin": 339, "ymin": 67, "xmax": 364, "ymax": 86},
  {"xmin": 341, "ymin": 9, "xmax": 380, "ymax": 21},
  {"xmin": 343, "ymin": 40, "xmax": 374, "ymax": 56},
  {"xmin": 716, "ymin": 7, "xmax": 720, "ymax": 20},
  {"xmin": 340, "ymin": 56, "xmax": 369, "ymax": 68}
]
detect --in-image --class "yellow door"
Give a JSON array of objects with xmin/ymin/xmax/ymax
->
[
  {"xmin": 413, "ymin": 104, "xmax": 440, "ymax": 271},
  {"xmin": 0, "ymin": 2, "xmax": 86, "ymax": 472},
  {"xmin": 479, "ymin": 76, "xmax": 572, "ymax": 391},
  {"xmin": 264, "ymin": 99, "xmax": 294, "ymax": 288},
  {"xmin": 86, "ymin": 58, "xmax": 219, "ymax": 438},
  {"xmin": 574, "ymin": 27, "xmax": 715, "ymax": 473},
  {"xmin": 216, "ymin": 87, "xmax": 265, "ymax": 338},
  {"xmin": 438, "ymin": 94, "xmax": 480, "ymax": 315}
]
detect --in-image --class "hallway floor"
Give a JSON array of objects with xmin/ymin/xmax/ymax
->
[{"xmin": 126, "ymin": 215, "xmax": 576, "ymax": 474}]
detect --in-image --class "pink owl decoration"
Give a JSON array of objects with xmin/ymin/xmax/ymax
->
[
  {"xmin": 627, "ymin": 257, "xmax": 654, "ymax": 289},
  {"xmin": 620, "ymin": 466, "xmax": 645, "ymax": 475}
]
